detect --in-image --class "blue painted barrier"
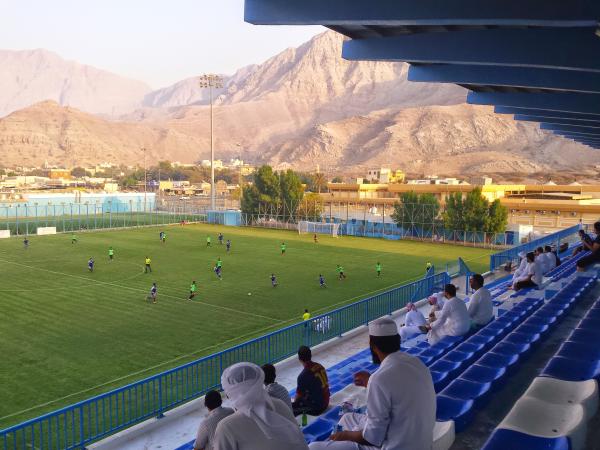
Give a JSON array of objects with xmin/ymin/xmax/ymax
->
[
  {"xmin": 489, "ymin": 225, "xmax": 581, "ymax": 271},
  {"xmin": 0, "ymin": 272, "xmax": 450, "ymax": 450}
]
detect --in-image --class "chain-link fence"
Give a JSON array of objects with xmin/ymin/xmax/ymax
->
[{"xmin": 0, "ymin": 199, "xmax": 208, "ymax": 235}]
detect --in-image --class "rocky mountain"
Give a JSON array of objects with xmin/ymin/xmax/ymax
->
[
  {"xmin": 0, "ymin": 101, "xmax": 204, "ymax": 167},
  {"xmin": 1, "ymin": 32, "xmax": 599, "ymax": 174},
  {"xmin": 0, "ymin": 49, "xmax": 151, "ymax": 118},
  {"xmin": 1, "ymin": 100, "xmax": 597, "ymax": 176}
]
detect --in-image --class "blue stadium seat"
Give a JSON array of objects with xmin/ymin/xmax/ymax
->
[
  {"xmin": 460, "ymin": 364, "xmax": 507, "ymax": 386},
  {"xmin": 477, "ymin": 352, "xmax": 520, "ymax": 372},
  {"xmin": 441, "ymin": 378, "xmax": 492, "ymax": 403},
  {"xmin": 504, "ymin": 331, "xmax": 541, "ymax": 346},
  {"xmin": 436, "ymin": 395, "xmax": 474, "ymax": 432},
  {"xmin": 541, "ymin": 356, "xmax": 600, "ymax": 382},
  {"xmin": 481, "ymin": 429, "xmax": 570, "ymax": 450},
  {"xmin": 557, "ymin": 341, "xmax": 600, "ymax": 361},
  {"xmin": 493, "ymin": 341, "xmax": 531, "ymax": 357},
  {"xmin": 303, "ymin": 419, "xmax": 334, "ymax": 441}
]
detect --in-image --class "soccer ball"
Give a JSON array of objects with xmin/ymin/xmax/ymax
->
[{"xmin": 247, "ymin": 292, "xmax": 252, "ymax": 296}]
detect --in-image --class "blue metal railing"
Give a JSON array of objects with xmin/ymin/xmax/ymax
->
[
  {"xmin": 0, "ymin": 272, "xmax": 450, "ymax": 450},
  {"xmin": 489, "ymin": 224, "xmax": 581, "ymax": 271}
]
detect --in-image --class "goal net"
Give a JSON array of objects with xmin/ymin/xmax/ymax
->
[{"xmin": 298, "ymin": 221, "xmax": 341, "ymax": 237}]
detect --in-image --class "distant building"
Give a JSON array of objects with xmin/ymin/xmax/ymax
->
[
  {"xmin": 44, "ymin": 169, "xmax": 71, "ymax": 180},
  {"xmin": 366, "ymin": 168, "xmax": 405, "ymax": 183},
  {"xmin": 469, "ymin": 176, "xmax": 493, "ymax": 185}
]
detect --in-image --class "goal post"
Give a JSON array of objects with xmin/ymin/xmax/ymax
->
[{"xmin": 298, "ymin": 221, "xmax": 341, "ymax": 237}]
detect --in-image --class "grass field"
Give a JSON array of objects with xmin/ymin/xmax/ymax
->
[{"xmin": 0, "ymin": 223, "xmax": 491, "ymax": 428}]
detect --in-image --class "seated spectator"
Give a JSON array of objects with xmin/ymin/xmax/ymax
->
[
  {"xmin": 309, "ymin": 318, "xmax": 436, "ymax": 450},
  {"xmin": 511, "ymin": 251, "xmax": 528, "ymax": 286},
  {"xmin": 261, "ymin": 363, "xmax": 292, "ymax": 412},
  {"xmin": 292, "ymin": 346, "xmax": 330, "ymax": 416},
  {"xmin": 421, "ymin": 284, "xmax": 470, "ymax": 345},
  {"xmin": 467, "ymin": 274, "xmax": 493, "ymax": 328},
  {"xmin": 427, "ymin": 291, "xmax": 446, "ymax": 321},
  {"xmin": 193, "ymin": 390, "xmax": 234, "ymax": 450},
  {"xmin": 514, "ymin": 252, "xmax": 543, "ymax": 290},
  {"xmin": 543, "ymin": 245, "xmax": 558, "ymax": 272},
  {"xmin": 399, "ymin": 302, "xmax": 427, "ymax": 341},
  {"xmin": 213, "ymin": 363, "xmax": 308, "ymax": 450},
  {"xmin": 573, "ymin": 230, "xmax": 592, "ymax": 255},
  {"xmin": 577, "ymin": 221, "xmax": 600, "ymax": 271}
]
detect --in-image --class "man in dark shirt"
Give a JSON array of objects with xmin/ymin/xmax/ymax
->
[
  {"xmin": 292, "ymin": 345, "xmax": 330, "ymax": 416},
  {"xmin": 577, "ymin": 222, "xmax": 600, "ymax": 271}
]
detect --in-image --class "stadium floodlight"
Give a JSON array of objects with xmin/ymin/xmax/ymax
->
[{"xmin": 199, "ymin": 74, "xmax": 224, "ymax": 210}]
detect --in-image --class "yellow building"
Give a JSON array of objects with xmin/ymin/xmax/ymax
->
[{"xmin": 324, "ymin": 183, "xmax": 600, "ymax": 231}]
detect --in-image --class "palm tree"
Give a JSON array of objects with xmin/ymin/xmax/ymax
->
[{"xmin": 312, "ymin": 172, "xmax": 327, "ymax": 194}]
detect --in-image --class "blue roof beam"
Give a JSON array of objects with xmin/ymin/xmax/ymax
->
[
  {"xmin": 468, "ymin": 92, "xmax": 600, "ymax": 116},
  {"xmin": 408, "ymin": 65, "xmax": 600, "ymax": 94},
  {"xmin": 514, "ymin": 115, "xmax": 600, "ymax": 128},
  {"xmin": 552, "ymin": 130, "xmax": 600, "ymax": 138},
  {"xmin": 541, "ymin": 124, "xmax": 600, "ymax": 134},
  {"xmin": 342, "ymin": 28, "xmax": 600, "ymax": 73},
  {"xmin": 244, "ymin": 0, "xmax": 600, "ymax": 26},
  {"xmin": 495, "ymin": 107, "xmax": 600, "ymax": 122}
]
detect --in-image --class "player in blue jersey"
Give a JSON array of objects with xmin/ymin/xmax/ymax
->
[
  {"xmin": 88, "ymin": 257, "xmax": 95, "ymax": 272},
  {"xmin": 218, "ymin": 232, "xmax": 224, "ymax": 245},
  {"xmin": 271, "ymin": 273, "xmax": 278, "ymax": 287},
  {"xmin": 226, "ymin": 239, "xmax": 231, "ymax": 252},
  {"xmin": 319, "ymin": 274, "xmax": 326, "ymax": 288}
]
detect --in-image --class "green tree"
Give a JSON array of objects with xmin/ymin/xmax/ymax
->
[
  {"xmin": 391, "ymin": 191, "xmax": 440, "ymax": 232},
  {"xmin": 279, "ymin": 169, "xmax": 304, "ymax": 217},
  {"xmin": 297, "ymin": 192, "xmax": 323, "ymax": 221},
  {"xmin": 443, "ymin": 192, "xmax": 465, "ymax": 230},
  {"xmin": 241, "ymin": 184, "xmax": 261, "ymax": 216},
  {"xmin": 462, "ymin": 187, "xmax": 489, "ymax": 231},
  {"xmin": 71, "ymin": 167, "xmax": 89, "ymax": 178},
  {"xmin": 331, "ymin": 176, "xmax": 343, "ymax": 183},
  {"xmin": 443, "ymin": 188, "xmax": 508, "ymax": 233},
  {"xmin": 254, "ymin": 165, "xmax": 280, "ymax": 205},
  {"xmin": 485, "ymin": 199, "xmax": 509, "ymax": 233}
]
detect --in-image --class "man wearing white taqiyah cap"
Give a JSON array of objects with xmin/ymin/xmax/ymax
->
[
  {"xmin": 212, "ymin": 362, "xmax": 308, "ymax": 450},
  {"xmin": 399, "ymin": 303, "xmax": 427, "ymax": 342},
  {"xmin": 510, "ymin": 251, "xmax": 529, "ymax": 288},
  {"xmin": 309, "ymin": 317, "xmax": 436, "ymax": 450}
]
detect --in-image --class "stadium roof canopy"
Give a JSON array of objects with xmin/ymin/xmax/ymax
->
[{"xmin": 244, "ymin": 0, "xmax": 600, "ymax": 149}]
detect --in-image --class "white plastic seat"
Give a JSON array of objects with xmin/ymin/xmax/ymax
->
[
  {"xmin": 433, "ymin": 420, "xmax": 455, "ymax": 450},
  {"xmin": 499, "ymin": 397, "xmax": 587, "ymax": 450},
  {"xmin": 524, "ymin": 377, "xmax": 598, "ymax": 420}
]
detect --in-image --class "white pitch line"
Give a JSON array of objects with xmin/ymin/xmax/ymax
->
[{"xmin": 0, "ymin": 257, "xmax": 283, "ymax": 323}]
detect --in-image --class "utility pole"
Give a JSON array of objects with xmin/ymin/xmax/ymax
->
[
  {"xmin": 199, "ymin": 74, "xmax": 224, "ymax": 210},
  {"xmin": 141, "ymin": 147, "xmax": 147, "ymax": 212}
]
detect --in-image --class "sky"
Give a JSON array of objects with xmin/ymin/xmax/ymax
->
[{"xmin": 0, "ymin": 0, "xmax": 323, "ymax": 88}]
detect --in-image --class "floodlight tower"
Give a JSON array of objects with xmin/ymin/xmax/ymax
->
[{"xmin": 199, "ymin": 74, "xmax": 224, "ymax": 210}]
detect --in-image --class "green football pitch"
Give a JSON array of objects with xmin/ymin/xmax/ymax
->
[{"xmin": 0, "ymin": 223, "xmax": 491, "ymax": 427}]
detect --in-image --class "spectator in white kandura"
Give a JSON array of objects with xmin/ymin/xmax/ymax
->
[
  {"xmin": 213, "ymin": 363, "xmax": 308, "ymax": 450},
  {"xmin": 467, "ymin": 274, "xmax": 493, "ymax": 329},
  {"xmin": 399, "ymin": 302, "xmax": 427, "ymax": 342},
  {"xmin": 427, "ymin": 291, "xmax": 446, "ymax": 321},
  {"xmin": 308, "ymin": 317, "xmax": 436, "ymax": 450},
  {"xmin": 543, "ymin": 245, "xmax": 558, "ymax": 272},
  {"xmin": 193, "ymin": 390, "xmax": 234, "ymax": 450},
  {"xmin": 511, "ymin": 251, "xmax": 528, "ymax": 285},
  {"xmin": 261, "ymin": 363, "xmax": 293, "ymax": 412},
  {"xmin": 534, "ymin": 246, "xmax": 547, "ymax": 273},
  {"xmin": 514, "ymin": 252, "xmax": 543, "ymax": 291},
  {"xmin": 421, "ymin": 284, "xmax": 470, "ymax": 345}
]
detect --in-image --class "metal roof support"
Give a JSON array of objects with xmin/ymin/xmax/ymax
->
[
  {"xmin": 468, "ymin": 92, "xmax": 600, "ymax": 115},
  {"xmin": 514, "ymin": 115, "xmax": 600, "ymax": 127},
  {"xmin": 244, "ymin": 0, "xmax": 600, "ymax": 27},
  {"xmin": 342, "ymin": 28, "xmax": 600, "ymax": 73},
  {"xmin": 408, "ymin": 65, "xmax": 600, "ymax": 94}
]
